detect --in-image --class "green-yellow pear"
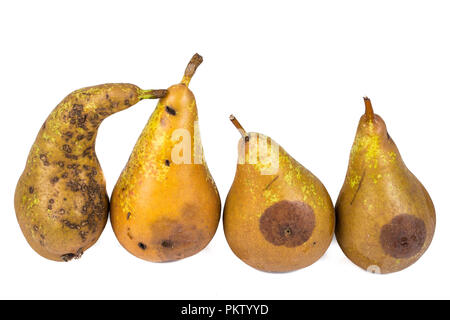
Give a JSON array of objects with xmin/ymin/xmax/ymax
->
[
  {"xmin": 110, "ymin": 54, "xmax": 221, "ymax": 262},
  {"xmin": 15, "ymin": 84, "xmax": 167, "ymax": 261},
  {"xmin": 335, "ymin": 97, "xmax": 436, "ymax": 274}
]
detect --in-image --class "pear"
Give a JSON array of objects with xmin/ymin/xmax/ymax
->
[
  {"xmin": 224, "ymin": 115, "xmax": 335, "ymax": 272},
  {"xmin": 335, "ymin": 97, "xmax": 436, "ymax": 274},
  {"xmin": 15, "ymin": 84, "xmax": 167, "ymax": 261},
  {"xmin": 110, "ymin": 54, "xmax": 221, "ymax": 262}
]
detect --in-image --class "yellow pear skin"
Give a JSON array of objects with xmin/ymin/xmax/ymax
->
[
  {"xmin": 110, "ymin": 54, "xmax": 221, "ymax": 262},
  {"xmin": 15, "ymin": 84, "xmax": 167, "ymax": 261},
  {"xmin": 224, "ymin": 116, "xmax": 335, "ymax": 272},
  {"xmin": 335, "ymin": 98, "xmax": 436, "ymax": 274}
]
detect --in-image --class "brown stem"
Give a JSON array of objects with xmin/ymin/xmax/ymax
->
[
  {"xmin": 363, "ymin": 97, "xmax": 374, "ymax": 122},
  {"xmin": 139, "ymin": 89, "xmax": 168, "ymax": 100},
  {"xmin": 229, "ymin": 114, "xmax": 249, "ymax": 141},
  {"xmin": 181, "ymin": 53, "xmax": 203, "ymax": 86}
]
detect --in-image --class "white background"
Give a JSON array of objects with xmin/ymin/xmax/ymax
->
[{"xmin": 1, "ymin": 0, "xmax": 449, "ymax": 299}]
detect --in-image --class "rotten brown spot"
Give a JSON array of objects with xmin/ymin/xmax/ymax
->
[
  {"xmin": 259, "ymin": 200, "xmax": 316, "ymax": 247},
  {"xmin": 79, "ymin": 231, "xmax": 87, "ymax": 241},
  {"xmin": 138, "ymin": 242, "xmax": 147, "ymax": 250},
  {"xmin": 68, "ymin": 104, "xmax": 88, "ymax": 130},
  {"xmin": 161, "ymin": 240, "xmax": 174, "ymax": 248},
  {"xmin": 29, "ymin": 186, "xmax": 34, "ymax": 194},
  {"xmin": 87, "ymin": 131, "xmax": 95, "ymax": 140},
  {"xmin": 67, "ymin": 180, "xmax": 81, "ymax": 192},
  {"xmin": 39, "ymin": 154, "xmax": 49, "ymax": 166},
  {"xmin": 57, "ymin": 161, "xmax": 65, "ymax": 168},
  {"xmin": 62, "ymin": 145, "xmax": 72, "ymax": 153},
  {"xmin": 64, "ymin": 131, "xmax": 74, "ymax": 140},
  {"xmin": 82, "ymin": 147, "xmax": 93, "ymax": 157},
  {"xmin": 65, "ymin": 154, "xmax": 78, "ymax": 160},
  {"xmin": 165, "ymin": 106, "xmax": 176, "ymax": 115},
  {"xmin": 50, "ymin": 176, "xmax": 59, "ymax": 184},
  {"xmin": 62, "ymin": 220, "xmax": 80, "ymax": 230},
  {"xmin": 380, "ymin": 214, "xmax": 426, "ymax": 259},
  {"xmin": 165, "ymin": 159, "xmax": 170, "ymax": 166},
  {"xmin": 60, "ymin": 248, "xmax": 83, "ymax": 262},
  {"xmin": 149, "ymin": 213, "xmax": 205, "ymax": 261},
  {"xmin": 61, "ymin": 253, "xmax": 75, "ymax": 262},
  {"xmin": 127, "ymin": 212, "xmax": 131, "ymax": 220}
]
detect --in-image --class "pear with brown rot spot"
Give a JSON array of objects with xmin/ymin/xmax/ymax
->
[
  {"xmin": 110, "ymin": 54, "xmax": 221, "ymax": 262},
  {"xmin": 15, "ymin": 83, "xmax": 167, "ymax": 261},
  {"xmin": 335, "ymin": 97, "xmax": 436, "ymax": 274},
  {"xmin": 223, "ymin": 115, "xmax": 335, "ymax": 272}
]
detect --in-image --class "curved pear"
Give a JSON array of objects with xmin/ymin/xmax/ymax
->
[
  {"xmin": 110, "ymin": 54, "xmax": 221, "ymax": 262},
  {"xmin": 15, "ymin": 84, "xmax": 167, "ymax": 261},
  {"xmin": 224, "ymin": 116, "xmax": 335, "ymax": 272},
  {"xmin": 335, "ymin": 97, "xmax": 436, "ymax": 274}
]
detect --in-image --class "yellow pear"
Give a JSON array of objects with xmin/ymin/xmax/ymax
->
[
  {"xmin": 335, "ymin": 97, "xmax": 436, "ymax": 274},
  {"xmin": 224, "ymin": 115, "xmax": 335, "ymax": 272},
  {"xmin": 15, "ymin": 84, "xmax": 167, "ymax": 261},
  {"xmin": 110, "ymin": 54, "xmax": 221, "ymax": 262}
]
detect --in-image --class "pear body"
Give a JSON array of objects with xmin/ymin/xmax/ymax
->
[
  {"xmin": 336, "ymin": 112, "xmax": 436, "ymax": 274},
  {"xmin": 224, "ymin": 133, "xmax": 334, "ymax": 272},
  {"xmin": 15, "ymin": 84, "xmax": 150, "ymax": 261},
  {"xmin": 110, "ymin": 84, "xmax": 221, "ymax": 262}
]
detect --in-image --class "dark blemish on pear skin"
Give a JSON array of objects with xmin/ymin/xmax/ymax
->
[
  {"xmin": 380, "ymin": 214, "xmax": 426, "ymax": 259},
  {"xmin": 51, "ymin": 176, "xmax": 59, "ymax": 184},
  {"xmin": 39, "ymin": 154, "xmax": 49, "ymax": 166},
  {"xmin": 29, "ymin": 186, "xmax": 34, "ymax": 194},
  {"xmin": 350, "ymin": 170, "xmax": 366, "ymax": 205},
  {"xmin": 165, "ymin": 159, "xmax": 170, "ymax": 166},
  {"xmin": 165, "ymin": 106, "xmax": 176, "ymax": 116},
  {"xmin": 259, "ymin": 200, "xmax": 316, "ymax": 248},
  {"xmin": 62, "ymin": 145, "xmax": 72, "ymax": 153},
  {"xmin": 127, "ymin": 212, "xmax": 131, "ymax": 220},
  {"xmin": 161, "ymin": 240, "xmax": 174, "ymax": 248},
  {"xmin": 60, "ymin": 248, "xmax": 83, "ymax": 262},
  {"xmin": 138, "ymin": 242, "xmax": 147, "ymax": 250},
  {"xmin": 149, "ymin": 215, "xmax": 204, "ymax": 261},
  {"xmin": 61, "ymin": 253, "xmax": 75, "ymax": 262},
  {"xmin": 264, "ymin": 176, "xmax": 279, "ymax": 191}
]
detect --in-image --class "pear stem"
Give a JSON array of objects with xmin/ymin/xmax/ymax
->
[
  {"xmin": 229, "ymin": 114, "xmax": 249, "ymax": 141},
  {"xmin": 139, "ymin": 89, "xmax": 168, "ymax": 100},
  {"xmin": 363, "ymin": 96, "xmax": 374, "ymax": 122},
  {"xmin": 181, "ymin": 53, "xmax": 203, "ymax": 87}
]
